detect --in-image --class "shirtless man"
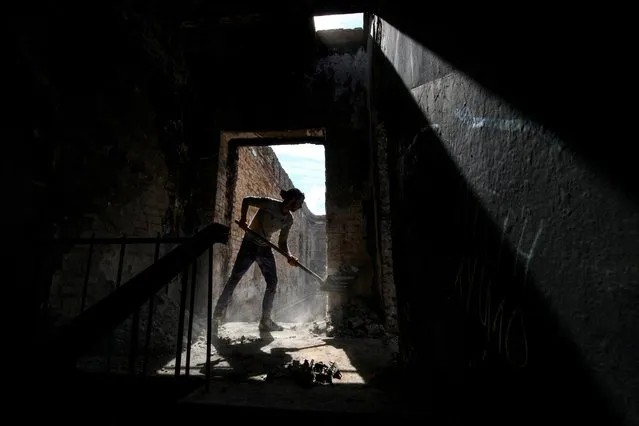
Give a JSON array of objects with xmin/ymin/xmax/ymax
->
[{"xmin": 213, "ymin": 188, "xmax": 305, "ymax": 332}]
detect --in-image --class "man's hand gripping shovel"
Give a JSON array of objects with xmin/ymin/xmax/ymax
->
[{"xmin": 234, "ymin": 219, "xmax": 347, "ymax": 293}]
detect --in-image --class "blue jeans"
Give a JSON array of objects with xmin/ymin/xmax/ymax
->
[{"xmin": 214, "ymin": 238, "xmax": 278, "ymax": 320}]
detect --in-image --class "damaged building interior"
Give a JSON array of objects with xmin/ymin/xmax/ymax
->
[{"xmin": 10, "ymin": 1, "xmax": 637, "ymax": 425}]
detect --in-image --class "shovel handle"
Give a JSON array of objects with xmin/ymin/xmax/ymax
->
[
  {"xmin": 234, "ymin": 219, "xmax": 325, "ymax": 284},
  {"xmin": 235, "ymin": 220, "xmax": 287, "ymax": 255}
]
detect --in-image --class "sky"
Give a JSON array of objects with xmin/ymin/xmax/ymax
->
[
  {"xmin": 270, "ymin": 144, "xmax": 326, "ymax": 215},
  {"xmin": 313, "ymin": 13, "xmax": 363, "ymax": 31}
]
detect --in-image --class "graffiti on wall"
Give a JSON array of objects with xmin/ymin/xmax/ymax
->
[{"xmin": 454, "ymin": 204, "xmax": 544, "ymax": 368}]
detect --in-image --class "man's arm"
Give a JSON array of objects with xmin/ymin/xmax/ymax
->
[
  {"xmin": 279, "ymin": 218, "xmax": 298, "ymax": 266},
  {"xmin": 278, "ymin": 221, "xmax": 292, "ymax": 255},
  {"xmin": 240, "ymin": 196, "xmax": 272, "ymax": 224}
]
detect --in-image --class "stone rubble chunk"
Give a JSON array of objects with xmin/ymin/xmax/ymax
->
[
  {"xmin": 326, "ymin": 302, "xmax": 387, "ymax": 338},
  {"xmin": 266, "ymin": 358, "xmax": 342, "ymax": 387}
]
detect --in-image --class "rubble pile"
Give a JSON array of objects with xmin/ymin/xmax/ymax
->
[
  {"xmin": 215, "ymin": 334, "xmax": 261, "ymax": 346},
  {"xmin": 326, "ymin": 302, "xmax": 386, "ymax": 338},
  {"xmin": 266, "ymin": 359, "xmax": 342, "ymax": 387},
  {"xmin": 309, "ymin": 320, "xmax": 329, "ymax": 336}
]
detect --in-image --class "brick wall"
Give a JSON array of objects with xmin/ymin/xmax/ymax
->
[
  {"xmin": 314, "ymin": 47, "xmax": 376, "ymax": 319},
  {"xmin": 216, "ymin": 145, "xmax": 327, "ymax": 323},
  {"xmin": 48, "ymin": 144, "xmax": 172, "ymax": 320},
  {"xmin": 210, "ymin": 132, "xmax": 261, "ymax": 318}
]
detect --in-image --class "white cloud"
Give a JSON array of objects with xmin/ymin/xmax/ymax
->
[
  {"xmin": 271, "ymin": 144, "xmax": 323, "ymax": 160},
  {"xmin": 305, "ymin": 184, "xmax": 326, "ymax": 215},
  {"xmin": 271, "ymin": 144, "xmax": 326, "ymax": 215},
  {"xmin": 313, "ymin": 13, "xmax": 363, "ymax": 31}
]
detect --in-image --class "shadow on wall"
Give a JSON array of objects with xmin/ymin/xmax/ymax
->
[{"xmin": 370, "ymin": 35, "xmax": 633, "ymax": 425}]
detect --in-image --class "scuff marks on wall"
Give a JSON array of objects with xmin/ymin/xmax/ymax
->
[{"xmin": 454, "ymin": 106, "xmax": 533, "ymax": 132}]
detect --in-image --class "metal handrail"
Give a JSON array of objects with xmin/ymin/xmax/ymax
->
[
  {"xmin": 44, "ymin": 222, "xmax": 229, "ymax": 390},
  {"xmin": 49, "ymin": 236, "xmax": 196, "ymax": 245}
]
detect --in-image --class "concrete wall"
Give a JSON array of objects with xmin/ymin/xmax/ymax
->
[{"xmin": 370, "ymin": 16, "xmax": 638, "ymax": 425}]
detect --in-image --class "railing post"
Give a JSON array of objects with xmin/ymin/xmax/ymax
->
[
  {"xmin": 80, "ymin": 233, "xmax": 95, "ymax": 313},
  {"xmin": 206, "ymin": 246, "xmax": 213, "ymax": 392},
  {"xmin": 186, "ymin": 258, "xmax": 198, "ymax": 376},
  {"xmin": 142, "ymin": 233, "xmax": 161, "ymax": 377},
  {"xmin": 107, "ymin": 234, "xmax": 127, "ymax": 373},
  {"xmin": 115, "ymin": 236, "xmax": 127, "ymax": 289},
  {"xmin": 175, "ymin": 265, "xmax": 189, "ymax": 376},
  {"xmin": 129, "ymin": 312, "xmax": 139, "ymax": 376},
  {"xmin": 128, "ymin": 236, "xmax": 145, "ymax": 376}
]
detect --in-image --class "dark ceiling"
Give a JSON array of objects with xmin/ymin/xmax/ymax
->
[{"xmin": 159, "ymin": 0, "xmax": 375, "ymax": 22}]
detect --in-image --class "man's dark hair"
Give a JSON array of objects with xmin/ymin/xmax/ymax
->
[{"xmin": 280, "ymin": 188, "xmax": 305, "ymax": 202}]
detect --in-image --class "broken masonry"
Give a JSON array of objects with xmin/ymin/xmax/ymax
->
[{"xmin": 266, "ymin": 359, "xmax": 342, "ymax": 387}]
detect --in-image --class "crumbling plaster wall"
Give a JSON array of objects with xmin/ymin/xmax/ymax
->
[
  {"xmin": 318, "ymin": 47, "xmax": 371, "ymax": 287},
  {"xmin": 369, "ymin": 121, "xmax": 398, "ymax": 333},
  {"xmin": 310, "ymin": 39, "xmax": 381, "ymax": 328}
]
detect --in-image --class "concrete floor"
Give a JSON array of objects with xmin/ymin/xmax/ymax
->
[
  {"xmin": 174, "ymin": 321, "xmax": 413, "ymax": 415},
  {"xmin": 165, "ymin": 321, "xmax": 394, "ymax": 381},
  {"xmin": 76, "ymin": 321, "xmax": 418, "ymax": 416}
]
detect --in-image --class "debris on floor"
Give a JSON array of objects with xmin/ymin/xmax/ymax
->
[
  {"xmin": 215, "ymin": 334, "xmax": 261, "ymax": 346},
  {"xmin": 266, "ymin": 359, "xmax": 342, "ymax": 387},
  {"xmin": 309, "ymin": 320, "xmax": 329, "ymax": 336},
  {"xmin": 326, "ymin": 302, "xmax": 386, "ymax": 338}
]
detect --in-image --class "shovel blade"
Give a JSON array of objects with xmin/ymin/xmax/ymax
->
[{"xmin": 318, "ymin": 276, "xmax": 351, "ymax": 293}]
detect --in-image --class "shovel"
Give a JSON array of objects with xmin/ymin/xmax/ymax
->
[{"xmin": 234, "ymin": 219, "xmax": 348, "ymax": 293}]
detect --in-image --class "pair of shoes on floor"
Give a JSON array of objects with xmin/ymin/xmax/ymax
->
[{"xmin": 259, "ymin": 318, "xmax": 284, "ymax": 332}]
